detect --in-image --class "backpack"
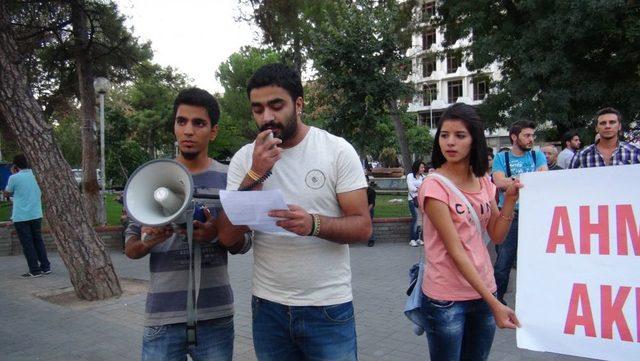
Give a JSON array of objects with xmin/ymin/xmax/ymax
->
[
  {"xmin": 496, "ymin": 149, "xmax": 537, "ymax": 204},
  {"xmin": 504, "ymin": 149, "xmax": 537, "ymax": 178}
]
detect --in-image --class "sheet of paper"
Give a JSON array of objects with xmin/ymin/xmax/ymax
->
[{"xmin": 219, "ymin": 189, "xmax": 295, "ymax": 236}]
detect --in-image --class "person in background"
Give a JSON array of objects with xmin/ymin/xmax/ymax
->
[
  {"xmin": 3, "ymin": 154, "xmax": 51, "ymax": 278},
  {"xmin": 557, "ymin": 130, "xmax": 581, "ymax": 169},
  {"xmin": 418, "ymin": 103, "xmax": 520, "ymax": 361},
  {"xmin": 542, "ymin": 145, "xmax": 562, "ymax": 170},
  {"xmin": 569, "ymin": 107, "xmax": 640, "ymax": 168},
  {"xmin": 407, "ymin": 159, "xmax": 426, "ymax": 247},
  {"xmin": 366, "ymin": 175, "xmax": 377, "ymax": 247},
  {"xmin": 491, "ymin": 120, "xmax": 547, "ymax": 305}
]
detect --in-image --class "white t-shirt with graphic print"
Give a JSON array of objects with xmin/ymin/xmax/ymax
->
[{"xmin": 227, "ymin": 126, "xmax": 367, "ymax": 306}]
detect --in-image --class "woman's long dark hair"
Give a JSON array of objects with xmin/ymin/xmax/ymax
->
[
  {"xmin": 431, "ymin": 103, "xmax": 489, "ymax": 177},
  {"xmin": 411, "ymin": 159, "xmax": 424, "ymax": 177}
]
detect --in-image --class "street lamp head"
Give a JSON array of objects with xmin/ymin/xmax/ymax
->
[{"xmin": 93, "ymin": 77, "xmax": 111, "ymax": 94}]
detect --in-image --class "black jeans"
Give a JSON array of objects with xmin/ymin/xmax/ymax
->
[{"xmin": 14, "ymin": 218, "xmax": 50, "ymax": 273}]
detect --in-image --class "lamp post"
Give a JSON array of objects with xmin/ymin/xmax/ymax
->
[{"xmin": 93, "ymin": 77, "xmax": 110, "ymax": 195}]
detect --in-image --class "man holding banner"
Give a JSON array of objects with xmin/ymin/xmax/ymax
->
[
  {"xmin": 516, "ymin": 107, "xmax": 639, "ymax": 361},
  {"xmin": 491, "ymin": 120, "xmax": 548, "ymax": 305}
]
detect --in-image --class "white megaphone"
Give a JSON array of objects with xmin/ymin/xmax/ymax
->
[{"xmin": 124, "ymin": 159, "xmax": 195, "ymax": 226}]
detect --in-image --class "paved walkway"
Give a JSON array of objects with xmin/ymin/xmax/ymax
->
[{"xmin": 0, "ymin": 242, "xmax": 588, "ymax": 361}]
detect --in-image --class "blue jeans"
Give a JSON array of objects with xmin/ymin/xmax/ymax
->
[
  {"xmin": 408, "ymin": 199, "xmax": 419, "ymax": 240},
  {"xmin": 493, "ymin": 211, "xmax": 519, "ymax": 302},
  {"xmin": 14, "ymin": 218, "xmax": 50, "ymax": 274},
  {"xmin": 252, "ymin": 296, "xmax": 357, "ymax": 361},
  {"xmin": 142, "ymin": 316, "xmax": 234, "ymax": 361},
  {"xmin": 421, "ymin": 293, "xmax": 496, "ymax": 361}
]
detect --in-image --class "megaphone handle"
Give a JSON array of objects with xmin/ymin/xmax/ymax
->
[{"xmin": 185, "ymin": 206, "xmax": 201, "ymax": 346}]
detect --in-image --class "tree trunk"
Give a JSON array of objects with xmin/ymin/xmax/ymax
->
[
  {"xmin": 71, "ymin": 0, "xmax": 105, "ymax": 226},
  {"xmin": 387, "ymin": 99, "xmax": 412, "ymax": 174},
  {"xmin": 0, "ymin": 3, "xmax": 121, "ymax": 300}
]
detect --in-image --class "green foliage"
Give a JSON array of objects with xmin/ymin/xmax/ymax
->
[
  {"xmin": 8, "ymin": 0, "xmax": 152, "ymax": 121},
  {"xmin": 214, "ymin": 46, "xmax": 282, "ymax": 158},
  {"xmin": 239, "ymin": 0, "xmax": 329, "ymax": 72},
  {"xmin": 102, "ymin": 63, "xmax": 190, "ymax": 186},
  {"xmin": 302, "ymin": 81, "xmax": 332, "ymax": 130},
  {"xmin": 379, "ymin": 147, "xmax": 399, "ymax": 168},
  {"xmin": 407, "ymin": 125, "xmax": 434, "ymax": 161},
  {"xmin": 125, "ymin": 63, "xmax": 188, "ymax": 158},
  {"xmin": 6, "ymin": 0, "xmax": 155, "ymax": 186},
  {"xmin": 53, "ymin": 115, "xmax": 82, "ymax": 167},
  {"xmin": 436, "ymin": 0, "xmax": 640, "ymax": 133},
  {"xmin": 103, "ymin": 106, "xmax": 150, "ymax": 187},
  {"xmin": 306, "ymin": 0, "xmax": 417, "ymax": 156}
]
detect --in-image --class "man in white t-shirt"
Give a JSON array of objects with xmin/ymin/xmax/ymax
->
[
  {"xmin": 218, "ymin": 63, "xmax": 371, "ymax": 361},
  {"xmin": 557, "ymin": 130, "xmax": 581, "ymax": 169}
]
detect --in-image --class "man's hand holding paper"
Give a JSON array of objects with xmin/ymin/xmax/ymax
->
[{"xmin": 219, "ymin": 189, "xmax": 295, "ymax": 235}]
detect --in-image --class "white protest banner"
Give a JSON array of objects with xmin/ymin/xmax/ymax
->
[{"xmin": 516, "ymin": 164, "xmax": 640, "ymax": 361}]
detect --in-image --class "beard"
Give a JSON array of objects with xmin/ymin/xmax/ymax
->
[
  {"xmin": 258, "ymin": 109, "xmax": 298, "ymax": 142},
  {"xmin": 517, "ymin": 139, "xmax": 533, "ymax": 151},
  {"xmin": 180, "ymin": 149, "xmax": 199, "ymax": 160}
]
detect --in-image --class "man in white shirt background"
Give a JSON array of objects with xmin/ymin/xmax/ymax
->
[{"xmin": 557, "ymin": 130, "xmax": 581, "ymax": 169}]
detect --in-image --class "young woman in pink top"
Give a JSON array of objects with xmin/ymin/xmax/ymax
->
[{"xmin": 417, "ymin": 103, "xmax": 521, "ymax": 361}]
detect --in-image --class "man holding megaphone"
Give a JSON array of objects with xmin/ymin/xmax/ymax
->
[
  {"xmin": 124, "ymin": 88, "xmax": 250, "ymax": 361},
  {"xmin": 218, "ymin": 63, "xmax": 372, "ymax": 361}
]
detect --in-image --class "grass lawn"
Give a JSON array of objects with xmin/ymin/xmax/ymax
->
[
  {"xmin": 373, "ymin": 193, "xmax": 410, "ymax": 218},
  {"xmin": 1, "ymin": 195, "xmax": 124, "ymax": 226},
  {"xmin": 1, "ymin": 193, "xmax": 411, "ymax": 225}
]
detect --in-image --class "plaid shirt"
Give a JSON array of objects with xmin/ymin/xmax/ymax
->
[{"xmin": 569, "ymin": 141, "xmax": 640, "ymax": 168}]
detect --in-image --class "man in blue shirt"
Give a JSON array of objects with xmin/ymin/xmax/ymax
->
[
  {"xmin": 569, "ymin": 107, "xmax": 640, "ymax": 168},
  {"xmin": 491, "ymin": 120, "xmax": 548, "ymax": 305},
  {"xmin": 3, "ymin": 154, "xmax": 50, "ymax": 278}
]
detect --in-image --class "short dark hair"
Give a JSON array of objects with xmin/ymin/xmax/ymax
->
[
  {"xmin": 594, "ymin": 107, "xmax": 623, "ymax": 123},
  {"xmin": 431, "ymin": 103, "xmax": 488, "ymax": 177},
  {"xmin": 247, "ymin": 63, "xmax": 303, "ymax": 101},
  {"xmin": 13, "ymin": 154, "xmax": 29, "ymax": 169},
  {"xmin": 562, "ymin": 130, "xmax": 579, "ymax": 148},
  {"xmin": 172, "ymin": 87, "xmax": 220, "ymax": 126},
  {"xmin": 508, "ymin": 120, "xmax": 536, "ymax": 144},
  {"xmin": 411, "ymin": 159, "xmax": 425, "ymax": 177}
]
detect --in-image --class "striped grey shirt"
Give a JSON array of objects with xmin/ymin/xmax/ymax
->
[{"xmin": 125, "ymin": 159, "xmax": 245, "ymax": 326}]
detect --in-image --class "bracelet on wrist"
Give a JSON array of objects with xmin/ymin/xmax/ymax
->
[
  {"xmin": 307, "ymin": 214, "xmax": 316, "ymax": 236},
  {"xmin": 312, "ymin": 214, "xmax": 321, "ymax": 237},
  {"xmin": 238, "ymin": 170, "xmax": 272, "ymax": 191},
  {"xmin": 498, "ymin": 211, "xmax": 514, "ymax": 221},
  {"xmin": 247, "ymin": 169, "xmax": 261, "ymax": 181}
]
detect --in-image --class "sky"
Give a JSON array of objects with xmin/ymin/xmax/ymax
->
[{"xmin": 114, "ymin": 0, "xmax": 260, "ymax": 94}]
